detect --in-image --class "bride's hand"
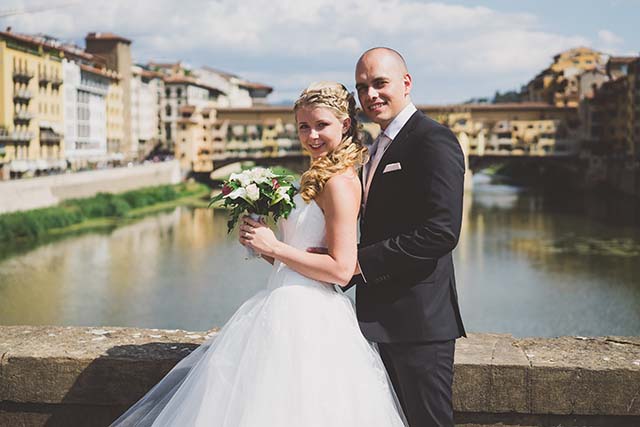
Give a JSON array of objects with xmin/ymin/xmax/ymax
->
[{"xmin": 240, "ymin": 216, "xmax": 280, "ymax": 256}]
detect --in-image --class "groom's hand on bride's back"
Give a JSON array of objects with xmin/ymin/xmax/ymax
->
[
  {"xmin": 307, "ymin": 247, "xmax": 361, "ymax": 291},
  {"xmin": 306, "ymin": 247, "xmax": 328, "ymax": 254}
]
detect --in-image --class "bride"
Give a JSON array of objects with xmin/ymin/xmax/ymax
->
[{"xmin": 110, "ymin": 82, "xmax": 407, "ymax": 426}]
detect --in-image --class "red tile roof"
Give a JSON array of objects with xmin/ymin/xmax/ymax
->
[
  {"xmin": 239, "ymin": 80, "xmax": 273, "ymax": 92},
  {"xmin": 609, "ymin": 56, "xmax": 638, "ymax": 64},
  {"xmin": 1, "ymin": 30, "xmax": 64, "ymax": 55},
  {"xmin": 86, "ymin": 32, "xmax": 132, "ymax": 44},
  {"xmin": 164, "ymin": 75, "xmax": 224, "ymax": 95},
  {"xmin": 0, "ymin": 30, "xmax": 102, "ymax": 64},
  {"xmin": 139, "ymin": 69, "xmax": 164, "ymax": 79},
  {"xmin": 79, "ymin": 63, "xmax": 120, "ymax": 80}
]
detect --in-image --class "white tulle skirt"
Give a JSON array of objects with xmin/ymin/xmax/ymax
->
[{"xmin": 110, "ymin": 282, "xmax": 407, "ymax": 426}]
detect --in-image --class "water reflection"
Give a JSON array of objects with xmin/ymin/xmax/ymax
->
[
  {"xmin": 0, "ymin": 207, "xmax": 271, "ymax": 330},
  {"xmin": 1, "ymin": 176, "xmax": 639, "ymax": 337},
  {"xmin": 455, "ymin": 177, "xmax": 640, "ymax": 337}
]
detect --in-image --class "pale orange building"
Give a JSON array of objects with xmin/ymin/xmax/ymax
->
[{"xmin": 523, "ymin": 47, "xmax": 608, "ymax": 107}]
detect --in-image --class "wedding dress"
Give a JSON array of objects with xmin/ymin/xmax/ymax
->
[{"xmin": 111, "ymin": 194, "xmax": 407, "ymax": 426}]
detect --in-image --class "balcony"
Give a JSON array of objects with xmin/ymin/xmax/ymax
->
[
  {"xmin": 14, "ymin": 110, "xmax": 34, "ymax": 126},
  {"xmin": 51, "ymin": 76, "xmax": 63, "ymax": 89},
  {"xmin": 40, "ymin": 129, "xmax": 62, "ymax": 144},
  {"xmin": 13, "ymin": 89, "xmax": 32, "ymax": 105},
  {"xmin": 0, "ymin": 128, "xmax": 33, "ymax": 144},
  {"xmin": 39, "ymin": 73, "xmax": 51, "ymax": 87},
  {"xmin": 13, "ymin": 69, "xmax": 34, "ymax": 83}
]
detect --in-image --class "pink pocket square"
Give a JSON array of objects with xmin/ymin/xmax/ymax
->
[{"xmin": 382, "ymin": 162, "xmax": 402, "ymax": 173}]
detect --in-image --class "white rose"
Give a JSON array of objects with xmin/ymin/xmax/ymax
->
[
  {"xmin": 246, "ymin": 183, "xmax": 260, "ymax": 201},
  {"xmin": 276, "ymin": 186, "xmax": 291, "ymax": 201},
  {"xmin": 230, "ymin": 172, "xmax": 251, "ymax": 187},
  {"xmin": 249, "ymin": 167, "xmax": 272, "ymax": 184},
  {"xmin": 227, "ymin": 187, "xmax": 247, "ymax": 200}
]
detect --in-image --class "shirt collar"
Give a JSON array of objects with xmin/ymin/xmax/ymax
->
[{"xmin": 381, "ymin": 102, "xmax": 417, "ymax": 141}]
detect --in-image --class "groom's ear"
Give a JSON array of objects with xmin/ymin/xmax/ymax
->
[{"xmin": 403, "ymin": 73, "xmax": 412, "ymax": 97}]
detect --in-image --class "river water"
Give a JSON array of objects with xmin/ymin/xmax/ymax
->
[{"xmin": 1, "ymin": 175, "xmax": 639, "ymax": 337}]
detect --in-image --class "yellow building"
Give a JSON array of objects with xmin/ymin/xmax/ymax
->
[
  {"xmin": 174, "ymin": 106, "xmax": 306, "ymax": 173},
  {"xmin": 106, "ymin": 79, "xmax": 125, "ymax": 158},
  {"xmin": 170, "ymin": 102, "xmax": 583, "ymax": 175},
  {"xmin": 175, "ymin": 105, "xmax": 236, "ymax": 173},
  {"xmin": 551, "ymin": 47, "xmax": 605, "ymax": 73},
  {"xmin": 414, "ymin": 103, "xmax": 581, "ymax": 156},
  {"xmin": 586, "ymin": 56, "xmax": 640, "ymax": 159},
  {"xmin": 216, "ymin": 106, "xmax": 300, "ymax": 160},
  {"xmin": 261, "ymin": 119, "xmax": 283, "ymax": 157},
  {"xmin": 85, "ymin": 32, "xmax": 134, "ymax": 160},
  {"xmin": 524, "ymin": 47, "xmax": 608, "ymax": 107},
  {"xmin": 210, "ymin": 117, "xmax": 229, "ymax": 160},
  {"xmin": 0, "ymin": 30, "xmax": 65, "ymax": 180}
]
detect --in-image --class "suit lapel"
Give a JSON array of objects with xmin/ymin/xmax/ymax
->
[
  {"xmin": 359, "ymin": 165, "xmax": 365, "ymax": 217},
  {"xmin": 364, "ymin": 111, "xmax": 421, "ymax": 214}
]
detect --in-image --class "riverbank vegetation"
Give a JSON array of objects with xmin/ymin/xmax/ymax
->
[{"xmin": 0, "ymin": 182, "xmax": 210, "ymax": 247}]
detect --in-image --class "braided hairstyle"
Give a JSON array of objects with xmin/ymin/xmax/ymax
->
[{"xmin": 294, "ymin": 82, "xmax": 369, "ymax": 203}]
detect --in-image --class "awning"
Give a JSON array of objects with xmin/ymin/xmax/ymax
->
[{"xmin": 9, "ymin": 160, "xmax": 30, "ymax": 172}]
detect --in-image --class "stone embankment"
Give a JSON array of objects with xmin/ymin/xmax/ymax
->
[
  {"xmin": 0, "ymin": 326, "xmax": 638, "ymax": 426},
  {"xmin": 0, "ymin": 161, "xmax": 182, "ymax": 214}
]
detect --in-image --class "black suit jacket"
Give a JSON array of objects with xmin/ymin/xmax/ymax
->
[{"xmin": 353, "ymin": 110, "xmax": 466, "ymax": 343}]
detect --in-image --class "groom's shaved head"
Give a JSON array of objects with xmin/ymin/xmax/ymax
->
[
  {"xmin": 357, "ymin": 47, "xmax": 408, "ymax": 73},
  {"xmin": 355, "ymin": 47, "xmax": 412, "ymax": 129}
]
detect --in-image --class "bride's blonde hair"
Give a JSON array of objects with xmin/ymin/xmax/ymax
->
[{"xmin": 294, "ymin": 82, "xmax": 368, "ymax": 203}]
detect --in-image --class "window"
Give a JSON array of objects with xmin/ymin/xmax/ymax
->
[{"xmin": 166, "ymin": 105, "xmax": 172, "ymax": 116}]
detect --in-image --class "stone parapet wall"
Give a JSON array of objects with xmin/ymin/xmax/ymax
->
[
  {"xmin": 0, "ymin": 161, "xmax": 182, "ymax": 214},
  {"xmin": 0, "ymin": 326, "xmax": 638, "ymax": 426}
]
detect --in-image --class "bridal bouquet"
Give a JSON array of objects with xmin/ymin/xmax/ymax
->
[{"xmin": 209, "ymin": 167, "xmax": 297, "ymax": 257}]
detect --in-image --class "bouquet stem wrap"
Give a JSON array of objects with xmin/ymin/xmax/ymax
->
[{"xmin": 245, "ymin": 213, "xmax": 263, "ymax": 259}]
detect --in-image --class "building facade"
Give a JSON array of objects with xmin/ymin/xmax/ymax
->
[
  {"xmin": 62, "ymin": 60, "xmax": 119, "ymax": 168},
  {"xmin": 580, "ymin": 56, "xmax": 640, "ymax": 160},
  {"xmin": 0, "ymin": 30, "xmax": 66, "ymax": 180},
  {"xmin": 523, "ymin": 47, "xmax": 609, "ymax": 107},
  {"xmin": 85, "ymin": 33, "xmax": 134, "ymax": 160},
  {"xmin": 194, "ymin": 67, "xmax": 273, "ymax": 107},
  {"xmin": 131, "ymin": 66, "xmax": 163, "ymax": 159}
]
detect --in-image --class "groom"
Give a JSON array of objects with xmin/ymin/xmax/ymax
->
[{"xmin": 352, "ymin": 47, "xmax": 466, "ymax": 426}]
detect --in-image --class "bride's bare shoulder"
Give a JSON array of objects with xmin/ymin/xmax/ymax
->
[
  {"xmin": 324, "ymin": 168, "xmax": 360, "ymax": 194},
  {"xmin": 327, "ymin": 168, "xmax": 360, "ymax": 189},
  {"xmin": 316, "ymin": 169, "xmax": 361, "ymax": 211}
]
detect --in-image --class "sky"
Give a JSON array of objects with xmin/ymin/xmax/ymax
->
[{"xmin": 1, "ymin": 0, "xmax": 638, "ymax": 104}]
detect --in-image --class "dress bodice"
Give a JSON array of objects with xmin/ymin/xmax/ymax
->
[
  {"xmin": 279, "ymin": 194, "xmax": 326, "ymax": 250},
  {"xmin": 266, "ymin": 194, "xmax": 333, "ymax": 292}
]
